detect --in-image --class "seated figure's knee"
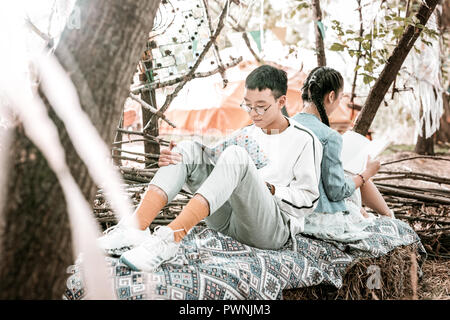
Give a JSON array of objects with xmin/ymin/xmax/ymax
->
[
  {"xmin": 219, "ymin": 145, "xmax": 249, "ymax": 166},
  {"xmin": 173, "ymin": 140, "xmax": 204, "ymax": 165}
]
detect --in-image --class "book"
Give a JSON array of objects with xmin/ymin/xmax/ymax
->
[
  {"xmin": 340, "ymin": 130, "xmax": 391, "ymax": 175},
  {"xmin": 194, "ymin": 127, "xmax": 269, "ymax": 169}
]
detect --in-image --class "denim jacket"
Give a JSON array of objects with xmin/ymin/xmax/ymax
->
[{"xmin": 292, "ymin": 113, "xmax": 356, "ymax": 213}]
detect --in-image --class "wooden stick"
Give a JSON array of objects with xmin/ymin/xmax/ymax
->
[
  {"xmin": 394, "ymin": 214, "xmax": 450, "ymax": 225},
  {"xmin": 375, "ymin": 170, "xmax": 450, "ymax": 185},
  {"xmin": 376, "ymin": 185, "xmax": 450, "ymax": 205},
  {"xmin": 111, "ymin": 155, "xmax": 155, "ymax": 164},
  {"xmin": 116, "ymin": 128, "xmax": 170, "ymax": 145},
  {"xmin": 129, "ymin": 93, "xmax": 177, "ymax": 128},
  {"xmin": 374, "ymin": 182, "xmax": 450, "ymax": 197},
  {"xmin": 381, "ymin": 155, "xmax": 450, "ymax": 166},
  {"xmin": 112, "ymin": 138, "xmax": 159, "ymax": 146},
  {"xmin": 111, "ymin": 147, "xmax": 160, "ymax": 160}
]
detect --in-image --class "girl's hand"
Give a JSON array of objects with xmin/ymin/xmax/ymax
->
[
  {"xmin": 158, "ymin": 141, "xmax": 182, "ymax": 167},
  {"xmin": 364, "ymin": 155, "xmax": 381, "ymax": 179}
]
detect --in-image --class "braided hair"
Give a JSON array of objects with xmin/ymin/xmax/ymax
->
[{"xmin": 301, "ymin": 66, "xmax": 344, "ymax": 127}]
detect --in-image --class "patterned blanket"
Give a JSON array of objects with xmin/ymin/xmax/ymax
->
[{"xmin": 63, "ymin": 217, "xmax": 425, "ymax": 300}]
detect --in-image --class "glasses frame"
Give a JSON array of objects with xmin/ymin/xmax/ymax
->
[{"xmin": 240, "ymin": 102, "xmax": 272, "ymax": 115}]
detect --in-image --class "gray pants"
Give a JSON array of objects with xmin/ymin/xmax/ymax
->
[{"xmin": 150, "ymin": 140, "xmax": 290, "ymax": 250}]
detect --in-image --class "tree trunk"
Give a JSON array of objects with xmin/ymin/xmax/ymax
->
[
  {"xmin": 436, "ymin": 92, "xmax": 450, "ymax": 143},
  {"xmin": 140, "ymin": 51, "xmax": 161, "ymax": 161},
  {"xmin": 0, "ymin": 0, "xmax": 161, "ymax": 299},
  {"xmin": 415, "ymin": 114, "xmax": 435, "ymax": 155},
  {"xmin": 141, "ymin": 89, "xmax": 160, "ymax": 163},
  {"xmin": 353, "ymin": 0, "xmax": 440, "ymax": 136},
  {"xmin": 312, "ymin": 0, "xmax": 327, "ymax": 67}
]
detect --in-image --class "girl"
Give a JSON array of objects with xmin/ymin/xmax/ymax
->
[{"xmin": 293, "ymin": 66, "xmax": 394, "ymax": 242}]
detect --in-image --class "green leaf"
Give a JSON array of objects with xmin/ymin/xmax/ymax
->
[
  {"xmin": 297, "ymin": 3, "xmax": 310, "ymax": 10},
  {"xmin": 330, "ymin": 43, "xmax": 346, "ymax": 51},
  {"xmin": 362, "ymin": 41, "xmax": 371, "ymax": 51},
  {"xmin": 362, "ymin": 73, "xmax": 376, "ymax": 84},
  {"xmin": 393, "ymin": 27, "xmax": 404, "ymax": 37}
]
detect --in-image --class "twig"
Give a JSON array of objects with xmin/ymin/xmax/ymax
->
[
  {"xmin": 122, "ymin": 174, "xmax": 151, "ymax": 183},
  {"xmin": 350, "ymin": 0, "xmax": 363, "ymax": 117},
  {"xmin": 381, "ymin": 155, "xmax": 450, "ymax": 166},
  {"xmin": 416, "ymin": 226, "xmax": 450, "ymax": 234},
  {"xmin": 112, "ymin": 138, "xmax": 160, "ymax": 146},
  {"xmin": 374, "ymin": 182, "xmax": 450, "ymax": 197},
  {"xmin": 202, "ymin": 0, "xmax": 228, "ymax": 88},
  {"xmin": 25, "ymin": 16, "xmax": 54, "ymax": 48},
  {"xmin": 130, "ymin": 56, "xmax": 242, "ymax": 93},
  {"xmin": 119, "ymin": 166, "xmax": 157, "ymax": 178},
  {"xmin": 115, "ymin": 128, "xmax": 170, "ymax": 145},
  {"xmin": 394, "ymin": 214, "xmax": 450, "ymax": 225},
  {"xmin": 376, "ymin": 185, "xmax": 450, "ymax": 205},
  {"xmin": 111, "ymin": 155, "xmax": 156, "ymax": 165},
  {"xmin": 154, "ymin": 3, "xmax": 230, "ymax": 119},
  {"xmin": 111, "ymin": 147, "xmax": 160, "ymax": 160},
  {"xmin": 129, "ymin": 93, "xmax": 176, "ymax": 128},
  {"xmin": 211, "ymin": 0, "xmax": 263, "ymax": 63},
  {"xmin": 375, "ymin": 170, "xmax": 450, "ymax": 185}
]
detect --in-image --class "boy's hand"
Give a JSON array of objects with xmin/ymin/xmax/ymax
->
[{"xmin": 158, "ymin": 141, "xmax": 183, "ymax": 167}]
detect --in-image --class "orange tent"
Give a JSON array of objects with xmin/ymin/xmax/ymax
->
[{"xmin": 158, "ymin": 61, "xmax": 357, "ymax": 136}]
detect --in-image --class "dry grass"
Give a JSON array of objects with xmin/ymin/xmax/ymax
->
[
  {"xmin": 419, "ymin": 258, "xmax": 450, "ymax": 300},
  {"xmin": 283, "ymin": 244, "xmax": 449, "ymax": 300}
]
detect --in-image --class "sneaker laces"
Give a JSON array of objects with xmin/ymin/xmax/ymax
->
[
  {"xmin": 102, "ymin": 224, "xmax": 126, "ymax": 235},
  {"xmin": 142, "ymin": 226, "xmax": 182, "ymax": 251}
]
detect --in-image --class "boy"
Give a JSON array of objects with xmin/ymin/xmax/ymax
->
[{"xmin": 98, "ymin": 65, "xmax": 323, "ymax": 272}]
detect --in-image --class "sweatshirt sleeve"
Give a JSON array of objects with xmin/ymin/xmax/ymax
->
[
  {"xmin": 273, "ymin": 138, "xmax": 321, "ymax": 213},
  {"xmin": 321, "ymin": 132, "xmax": 356, "ymax": 201}
]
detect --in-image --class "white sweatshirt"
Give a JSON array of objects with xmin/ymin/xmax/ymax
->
[{"xmin": 247, "ymin": 117, "xmax": 323, "ymax": 236}]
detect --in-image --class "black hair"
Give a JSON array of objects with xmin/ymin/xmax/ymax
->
[
  {"xmin": 245, "ymin": 65, "xmax": 288, "ymax": 99},
  {"xmin": 301, "ymin": 66, "xmax": 344, "ymax": 127}
]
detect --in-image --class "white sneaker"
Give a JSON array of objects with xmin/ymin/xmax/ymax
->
[
  {"xmin": 119, "ymin": 226, "xmax": 180, "ymax": 272},
  {"xmin": 97, "ymin": 223, "xmax": 151, "ymax": 251}
]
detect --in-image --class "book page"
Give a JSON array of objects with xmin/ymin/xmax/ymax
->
[{"xmin": 341, "ymin": 131, "xmax": 390, "ymax": 175}]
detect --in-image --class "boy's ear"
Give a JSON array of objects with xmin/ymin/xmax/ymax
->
[{"xmin": 277, "ymin": 95, "xmax": 287, "ymax": 108}]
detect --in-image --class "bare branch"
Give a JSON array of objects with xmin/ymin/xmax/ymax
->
[
  {"xmin": 130, "ymin": 56, "xmax": 242, "ymax": 93},
  {"xmin": 202, "ymin": 0, "xmax": 228, "ymax": 88},
  {"xmin": 155, "ymin": 2, "xmax": 230, "ymax": 117},
  {"xmin": 129, "ymin": 93, "xmax": 177, "ymax": 128}
]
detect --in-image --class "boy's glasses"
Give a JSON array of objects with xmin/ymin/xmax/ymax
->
[{"xmin": 240, "ymin": 102, "xmax": 272, "ymax": 115}]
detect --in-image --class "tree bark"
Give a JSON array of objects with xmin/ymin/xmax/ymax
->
[
  {"xmin": 139, "ymin": 50, "xmax": 161, "ymax": 161},
  {"xmin": 312, "ymin": 0, "xmax": 326, "ymax": 67},
  {"xmin": 436, "ymin": 92, "xmax": 450, "ymax": 143},
  {"xmin": 415, "ymin": 120, "xmax": 435, "ymax": 155},
  {"xmin": 141, "ymin": 89, "xmax": 160, "ymax": 162},
  {"xmin": 0, "ymin": 0, "xmax": 160, "ymax": 299},
  {"xmin": 353, "ymin": 0, "xmax": 440, "ymax": 136}
]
